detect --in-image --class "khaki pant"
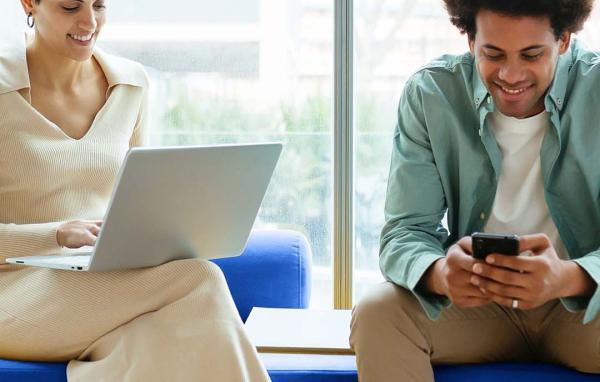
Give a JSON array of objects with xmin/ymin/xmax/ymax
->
[
  {"xmin": 0, "ymin": 259, "xmax": 270, "ymax": 382},
  {"xmin": 350, "ymin": 282, "xmax": 600, "ymax": 382}
]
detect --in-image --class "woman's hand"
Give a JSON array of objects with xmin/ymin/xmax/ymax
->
[{"xmin": 56, "ymin": 220, "xmax": 102, "ymax": 248}]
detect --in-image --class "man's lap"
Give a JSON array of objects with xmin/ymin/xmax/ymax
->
[{"xmin": 354, "ymin": 282, "xmax": 598, "ymax": 370}]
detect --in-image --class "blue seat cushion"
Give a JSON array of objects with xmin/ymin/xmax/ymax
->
[
  {"xmin": 434, "ymin": 363, "xmax": 600, "ymax": 381},
  {"xmin": 212, "ymin": 229, "xmax": 311, "ymax": 322},
  {"xmin": 264, "ymin": 354, "xmax": 357, "ymax": 382},
  {"xmin": 261, "ymin": 354, "xmax": 600, "ymax": 382},
  {"xmin": 4, "ymin": 355, "xmax": 600, "ymax": 382},
  {"xmin": 0, "ymin": 360, "xmax": 66, "ymax": 382}
]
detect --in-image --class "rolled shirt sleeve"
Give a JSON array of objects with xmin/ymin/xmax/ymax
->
[
  {"xmin": 562, "ymin": 252, "xmax": 600, "ymax": 324},
  {"xmin": 379, "ymin": 75, "xmax": 451, "ymax": 320}
]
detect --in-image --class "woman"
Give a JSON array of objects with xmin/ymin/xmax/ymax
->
[{"xmin": 0, "ymin": 0, "xmax": 270, "ymax": 380}]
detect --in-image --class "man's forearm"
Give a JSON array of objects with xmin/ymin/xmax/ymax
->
[{"xmin": 560, "ymin": 261, "xmax": 597, "ymax": 298}]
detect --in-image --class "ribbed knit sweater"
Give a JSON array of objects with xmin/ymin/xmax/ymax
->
[{"xmin": 0, "ymin": 39, "xmax": 148, "ymax": 267}]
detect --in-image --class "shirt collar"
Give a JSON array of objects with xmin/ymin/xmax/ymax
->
[
  {"xmin": 471, "ymin": 43, "xmax": 575, "ymax": 113},
  {"xmin": 0, "ymin": 39, "xmax": 30, "ymax": 96},
  {"xmin": 93, "ymin": 46, "xmax": 148, "ymax": 90},
  {"xmin": 472, "ymin": 57, "xmax": 490, "ymax": 110},
  {"xmin": 0, "ymin": 34, "xmax": 146, "ymax": 97},
  {"xmin": 545, "ymin": 41, "xmax": 575, "ymax": 111}
]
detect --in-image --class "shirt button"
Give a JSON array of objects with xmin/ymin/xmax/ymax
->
[
  {"xmin": 487, "ymin": 97, "xmax": 491, "ymax": 104},
  {"xmin": 478, "ymin": 129, "xmax": 482, "ymax": 136},
  {"xmin": 480, "ymin": 212, "xmax": 486, "ymax": 220}
]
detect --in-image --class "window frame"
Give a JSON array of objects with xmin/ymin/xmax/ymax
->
[{"xmin": 333, "ymin": 0, "xmax": 354, "ymax": 309}]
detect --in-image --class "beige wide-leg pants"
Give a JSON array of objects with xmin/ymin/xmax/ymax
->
[
  {"xmin": 350, "ymin": 282, "xmax": 600, "ymax": 382},
  {"xmin": 0, "ymin": 259, "xmax": 270, "ymax": 382}
]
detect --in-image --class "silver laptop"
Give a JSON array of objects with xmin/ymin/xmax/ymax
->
[{"xmin": 6, "ymin": 143, "xmax": 282, "ymax": 272}]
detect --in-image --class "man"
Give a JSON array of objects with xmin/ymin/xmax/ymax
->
[{"xmin": 350, "ymin": 1, "xmax": 599, "ymax": 380}]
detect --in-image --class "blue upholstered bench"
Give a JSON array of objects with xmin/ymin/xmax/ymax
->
[
  {"xmin": 262, "ymin": 354, "xmax": 600, "ymax": 382},
  {"xmin": 1, "ymin": 229, "xmax": 598, "ymax": 381}
]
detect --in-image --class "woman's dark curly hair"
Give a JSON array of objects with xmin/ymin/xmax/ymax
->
[{"xmin": 443, "ymin": 0, "xmax": 594, "ymax": 39}]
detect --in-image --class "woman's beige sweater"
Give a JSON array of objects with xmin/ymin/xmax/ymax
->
[{"xmin": 0, "ymin": 39, "xmax": 148, "ymax": 268}]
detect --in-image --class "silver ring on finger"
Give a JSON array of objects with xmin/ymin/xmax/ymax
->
[{"xmin": 512, "ymin": 299, "xmax": 519, "ymax": 309}]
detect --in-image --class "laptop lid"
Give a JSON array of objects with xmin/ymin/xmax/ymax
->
[{"xmin": 87, "ymin": 143, "xmax": 282, "ymax": 272}]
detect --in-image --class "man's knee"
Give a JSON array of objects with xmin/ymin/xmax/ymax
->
[
  {"xmin": 555, "ymin": 340, "xmax": 600, "ymax": 374},
  {"xmin": 561, "ymin": 324, "xmax": 600, "ymax": 373},
  {"xmin": 350, "ymin": 282, "xmax": 423, "ymax": 346},
  {"xmin": 353, "ymin": 282, "xmax": 421, "ymax": 318},
  {"xmin": 543, "ymin": 308, "xmax": 600, "ymax": 374}
]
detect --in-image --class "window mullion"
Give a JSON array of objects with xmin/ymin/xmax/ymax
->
[{"xmin": 333, "ymin": 0, "xmax": 354, "ymax": 310}]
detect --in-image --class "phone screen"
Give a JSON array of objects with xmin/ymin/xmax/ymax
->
[{"xmin": 472, "ymin": 232, "xmax": 519, "ymax": 260}]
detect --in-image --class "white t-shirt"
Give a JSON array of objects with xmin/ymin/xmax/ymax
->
[{"xmin": 483, "ymin": 110, "xmax": 568, "ymax": 259}]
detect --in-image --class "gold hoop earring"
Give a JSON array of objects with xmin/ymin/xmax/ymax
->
[{"xmin": 27, "ymin": 13, "xmax": 34, "ymax": 28}]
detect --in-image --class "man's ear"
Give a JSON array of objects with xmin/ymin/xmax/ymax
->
[
  {"xmin": 558, "ymin": 32, "xmax": 571, "ymax": 54},
  {"xmin": 469, "ymin": 37, "xmax": 475, "ymax": 56}
]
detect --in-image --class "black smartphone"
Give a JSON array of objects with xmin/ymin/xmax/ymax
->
[{"xmin": 471, "ymin": 232, "xmax": 519, "ymax": 260}]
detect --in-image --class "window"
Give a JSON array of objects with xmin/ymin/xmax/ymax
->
[
  {"xmin": 2, "ymin": 1, "xmax": 600, "ymax": 309},
  {"xmin": 100, "ymin": 0, "xmax": 336, "ymax": 308},
  {"xmin": 3, "ymin": 0, "xmax": 335, "ymax": 308},
  {"xmin": 352, "ymin": 0, "xmax": 466, "ymax": 302}
]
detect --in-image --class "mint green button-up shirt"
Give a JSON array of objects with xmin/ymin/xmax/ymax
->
[{"xmin": 380, "ymin": 40, "xmax": 600, "ymax": 324}]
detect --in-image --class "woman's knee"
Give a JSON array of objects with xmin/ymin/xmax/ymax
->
[
  {"xmin": 148, "ymin": 259, "xmax": 232, "ymax": 310},
  {"xmin": 168, "ymin": 259, "xmax": 227, "ymax": 287}
]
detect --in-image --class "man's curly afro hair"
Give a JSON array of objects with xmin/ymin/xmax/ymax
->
[{"xmin": 443, "ymin": 0, "xmax": 594, "ymax": 39}]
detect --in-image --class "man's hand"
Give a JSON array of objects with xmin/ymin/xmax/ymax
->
[
  {"xmin": 469, "ymin": 233, "xmax": 593, "ymax": 309},
  {"xmin": 421, "ymin": 236, "xmax": 492, "ymax": 308},
  {"xmin": 56, "ymin": 220, "xmax": 102, "ymax": 248}
]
